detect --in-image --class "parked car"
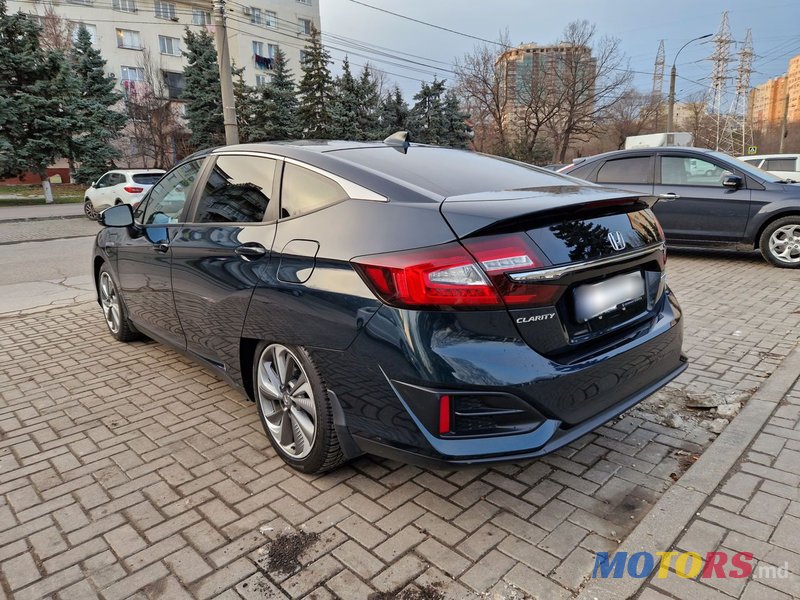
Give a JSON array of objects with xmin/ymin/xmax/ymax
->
[
  {"xmin": 93, "ymin": 139, "xmax": 686, "ymax": 473},
  {"xmin": 84, "ymin": 169, "xmax": 165, "ymax": 220},
  {"xmin": 738, "ymin": 154, "xmax": 800, "ymax": 182},
  {"xmin": 561, "ymin": 147, "xmax": 800, "ymax": 268}
]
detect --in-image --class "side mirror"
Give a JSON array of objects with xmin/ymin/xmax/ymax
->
[
  {"xmin": 722, "ymin": 174, "xmax": 743, "ymax": 189},
  {"xmin": 99, "ymin": 203, "xmax": 134, "ymax": 227},
  {"xmin": 91, "ymin": 181, "xmax": 97, "ymax": 188}
]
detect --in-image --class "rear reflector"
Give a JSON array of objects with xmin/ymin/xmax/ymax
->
[
  {"xmin": 353, "ymin": 234, "xmax": 564, "ymax": 310},
  {"xmin": 438, "ymin": 395, "xmax": 451, "ymax": 434},
  {"xmin": 123, "ymin": 186, "xmax": 144, "ymax": 193}
]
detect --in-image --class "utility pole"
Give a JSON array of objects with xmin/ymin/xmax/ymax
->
[
  {"xmin": 666, "ymin": 34, "xmax": 713, "ymax": 134},
  {"xmin": 779, "ymin": 86, "xmax": 790, "ymax": 153},
  {"xmin": 213, "ymin": 0, "xmax": 239, "ymax": 145}
]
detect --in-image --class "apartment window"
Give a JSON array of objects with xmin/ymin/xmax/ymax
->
[
  {"xmin": 112, "ymin": 0, "xmax": 136, "ymax": 12},
  {"xmin": 163, "ymin": 71, "xmax": 185, "ymax": 99},
  {"xmin": 159, "ymin": 35, "xmax": 181, "ymax": 56},
  {"xmin": 71, "ymin": 23, "xmax": 97, "ymax": 44},
  {"xmin": 154, "ymin": 0, "xmax": 177, "ymax": 20},
  {"xmin": 298, "ymin": 18, "xmax": 311, "ymax": 35},
  {"xmin": 249, "ymin": 7, "xmax": 262, "ymax": 25},
  {"xmin": 268, "ymin": 43, "xmax": 279, "ymax": 59},
  {"xmin": 265, "ymin": 10, "xmax": 277, "ymax": 28},
  {"xmin": 67, "ymin": 0, "xmax": 93, "ymax": 5},
  {"xmin": 300, "ymin": 49, "xmax": 308, "ymax": 63},
  {"xmin": 253, "ymin": 41, "xmax": 274, "ymax": 70},
  {"xmin": 255, "ymin": 74, "xmax": 269, "ymax": 88},
  {"xmin": 192, "ymin": 7, "xmax": 212, "ymax": 25},
  {"xmin": 252, "ymin": 41, "xmax": 264, "ymax": 56},
  {"xmin": 121, "ymin": 65, "xmax": 145, "ymax": 95},
  {"xmin": 116, "ymin": 29, "xmax": 142, "ymax": 50}
]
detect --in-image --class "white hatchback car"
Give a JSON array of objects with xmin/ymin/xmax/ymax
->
[
  {"xmin": 738, "ymin": 154, "xmax": 800, "ymax": 182},
  {"xmin": 84, "ymin": 169, "xmax": 165, "ymax": 220}
]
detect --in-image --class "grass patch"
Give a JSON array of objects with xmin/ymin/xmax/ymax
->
[
  {"xmin": 0, "ymin": 183, "xmax": 86, "ymax": 199},
  {"xmin": 0, "ymin": 196, "xmax": 83, "ymax": 206}
]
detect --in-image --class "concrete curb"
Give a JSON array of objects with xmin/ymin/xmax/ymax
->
[
  {"xmin": 0, "ymin": 214, "xmax": 86, "ymax": 223},
  {"xmin": 576, "ymin": 344, "xmax": 800, "ymax": 600}
]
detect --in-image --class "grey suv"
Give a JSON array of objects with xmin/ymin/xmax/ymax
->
[{"xmin": 561, "ymin": 147, "xmax": 800, "ymax": 268}]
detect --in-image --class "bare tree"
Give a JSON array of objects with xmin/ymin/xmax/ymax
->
[
  {"xmin": 602, "ymin": 90, "xmax": 663, "ymax": 150},
  {"xmin": 454, "ymin": 32, "xmax": 512, "ymax": 156},
  {"xmin": 117, "ymin": 50, "xmax": 187, "ymax": 168},
  {"xmin": 546, "ymin": 20, "xmax": 632, "ymax": 162},
  {"xmin": 37, "ymin": 5, "xmax": 75, "ymax": 53}
]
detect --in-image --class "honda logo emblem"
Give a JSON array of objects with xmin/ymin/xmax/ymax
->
[{"xmin": 607, "ymin": 231, "xmax": 626, "ymax": 251}]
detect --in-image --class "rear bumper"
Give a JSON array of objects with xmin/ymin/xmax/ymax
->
[
  {"xmin": 352, "ymin": 357, "xmax": 686, "ymax": 468},
  {"xmin": 315, "ymin": 289, "xmax": 685, "ymax": 467}
]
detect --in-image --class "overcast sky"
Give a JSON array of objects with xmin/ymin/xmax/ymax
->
[{"xmin": 318, "ymin": 0, "xmax": 800, "ymax": 102}]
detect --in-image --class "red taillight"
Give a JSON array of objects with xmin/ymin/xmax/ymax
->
[
  {"xmin": 353, "ymin": 242, "xmax": 502, "ymax": 309},
  {"xmin": 124, "ymin": 186, "xmax": 144, "ymax": 193},
  {"xmin": 353, "ymin": 234, "xmax": 564, "ymax": 310},
  {"xmin": 439, "ymin": 395, "xmax": 451, "ymax": 434},
  {"xmin": 462, "ymin": 233, "xmax": 565, "ymax": 307}
]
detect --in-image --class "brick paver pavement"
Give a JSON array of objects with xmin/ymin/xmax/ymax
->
[
  {"xmin": 1, "ymin": 248, "xmax": 799, "ymax": 600},
  {"xmin": 637, "ymin": 375, "xmax": 800, "ymax": 600}
]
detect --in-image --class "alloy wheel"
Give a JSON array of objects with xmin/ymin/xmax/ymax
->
[
  {"xmin": 257, "ymin": 344, "xmax": 317, "ymax": 459},
  {"xmin": 99, "ymin": 272, "xmax": 121, "ymax": 334},
  {"xmin": 84, "ymin": 200, "xmax": 98, "ymax": 220},
  {"xmin": 768, "ymin": 224, "xmax": 800, "ymax": 264}
]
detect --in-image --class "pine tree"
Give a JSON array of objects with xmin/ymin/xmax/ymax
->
[
  {"xmin": 441, "ymin": 89, "xmax": 470, "ymax": 149},
  {"xmin": 0, "ymin": 0, "xmax": 77, "ymax": 201},
  {"xmin": 379, "ymin": 85, "xmax": 409, "ymax": 138},
  {"xmin": 183, "ymin": 28, "xmax": 224, "ymax": 149},
  {"xmin": 355, "ymin": 64, "xmax": 381, "ymax": 140},
  {"xmin": 407, "ymin": 78, "xmax": 447, "ymax": 145},
  {"xmin": 330, "ymin": 56, "xmax": 361, "ymax": 140},
  {"xmin": 297, "ymin": 25, "xmax": 334, "ymax": 139},
  {"xmin": 254, "ymin": 47, "xmax": 300, "ymax": 141},
  {"xmin": 233, "ymin": 69, "xmax": 258, "ymax": 143},
  {"xmin": 70, "ymin": 25, "xmax": 127, "ymax": 184}
]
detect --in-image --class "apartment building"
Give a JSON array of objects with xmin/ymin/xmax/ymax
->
[
  {"xmin": 8, "ymin": 0, "xmax": 320, "ymax": 95},
  {"xmin": 748, "ymin": 54, "xmax": 800, "ymax": 134}
]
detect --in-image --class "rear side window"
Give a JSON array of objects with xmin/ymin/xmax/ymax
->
[
  {"xmin": 596, "ymin": 157, "xmax": 651, "ymax": 184},
  {"xmin": 132, "ymin": 173, "xmax": 163, "ymax": 185},
  {"xmin": 565, "ymin": 163, "xmax": 594, "ymax": 181},
  {"xmin": 280, "ymin": 163, "xmax": 348, "ymax": 218},
  {"xmin": 193, "ymin": 155, "xmax": 277, "ymax": 223},
  {"xmin": 763, "ymin": 158, "xmax": 797, "ymax": 171},
  {"xmin": 109, "ymin": 173, "xmax": 126, "ymax": 186},
  {"xmin": 742, "ymin": 159, "xmax": 761, "ymax": 167}
]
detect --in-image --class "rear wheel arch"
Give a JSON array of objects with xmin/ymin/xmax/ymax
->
[
  {"xmin": 93, "ymin": 256, "xmax": 105, "ymax": 302},
  {"xmin": 239, "ymin": 337, "xmax": 259, "ymax": 401}
]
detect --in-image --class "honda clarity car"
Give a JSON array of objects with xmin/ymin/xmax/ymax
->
[
  {"xmin": 84, "ymin": 169, "xmax": 165, "ymax": 220},
  {"xmin": 560, "ymin": 147, "xmax": 800, "ymax": 268},
  {"xmin": 93, "ymin": 137, "xmax": 686, "ymax": 473}
]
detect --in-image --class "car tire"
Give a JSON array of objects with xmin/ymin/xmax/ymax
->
[
  {"xmin": 759, "ymin": 216, "xmax": 800, "ymax": 268},
  {"xmin": 84, "ymin": 198, "xmax": 98, "ymax": 221},
  {"xmin": 98, "ymin": 264, "xmax": 141, "ymax": 342},
  {"xmin": 253, "ymin": 342, "xmax": 345, "ymax": 474}
]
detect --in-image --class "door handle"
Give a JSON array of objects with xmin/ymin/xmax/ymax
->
[
  {"xmin": 154, "ymin": 242, "xmax": 170, "ymax": 253},
  {"xmin": 235, "ymin": 243, "xmax": 268, "ymax": 261},
  {"xmin": 658, "ymin": 193, "xmax": 681, "ymax": 200}
]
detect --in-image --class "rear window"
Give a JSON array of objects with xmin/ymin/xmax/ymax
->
[
  {"xmin": 763, "ymin": 158, "xmax": 797, "ymax": 171},
  {"xmin": 329, "ymin": 147, "xmax": 571, "ymax": 197},
  {"xmin": 596, "ymin": 157, "xmax": 651, "ymax": 184},
  {"xmin": 133, "ymin": 173, "xmax": 163, "ymax": 185}
]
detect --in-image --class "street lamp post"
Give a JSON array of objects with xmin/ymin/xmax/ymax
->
[{"xmin": 666, "ymin": 34, "xmax": 713, "ymax": 134}]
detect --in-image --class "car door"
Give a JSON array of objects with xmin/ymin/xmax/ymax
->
[
  {"xmin": 170, "ymin": 153, "xmax": 279, "ymax": 378},
  {"xmin": 242, "ymin": 160, "xmax": 358, "ymax": 351},
  {"xmin": 653, "ymin": 152, "xmax": 751, "ymax": 243},
  {"xmin": 114, "ymin": 159, "xmax": 206, "ymax": 347},
  {"xmin": 90, "ymin": 172, "xmax": 115, "ymax": 209}
]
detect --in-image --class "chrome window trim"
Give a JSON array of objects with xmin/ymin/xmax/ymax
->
[
  {"xmin": 508, "ymin": 243, "xmax": 666, "ymax": 283},
  {"xmin": 211, "ymin": 150, "xmax": 388, "ymax": 202}
]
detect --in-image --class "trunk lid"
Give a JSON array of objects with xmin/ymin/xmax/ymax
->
[{"xmin": 441, "ymin": 186, "xmax": 666, "ymax": 362}]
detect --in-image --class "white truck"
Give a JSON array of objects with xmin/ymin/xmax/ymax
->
[{"xmin": 624, "ymin": 132, "xmax": 694, "ymax": 149}]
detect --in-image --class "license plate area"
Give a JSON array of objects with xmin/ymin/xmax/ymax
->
[{"xmin": 573, "ymin": 270, "xmax": 645, "ymax": 324}]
